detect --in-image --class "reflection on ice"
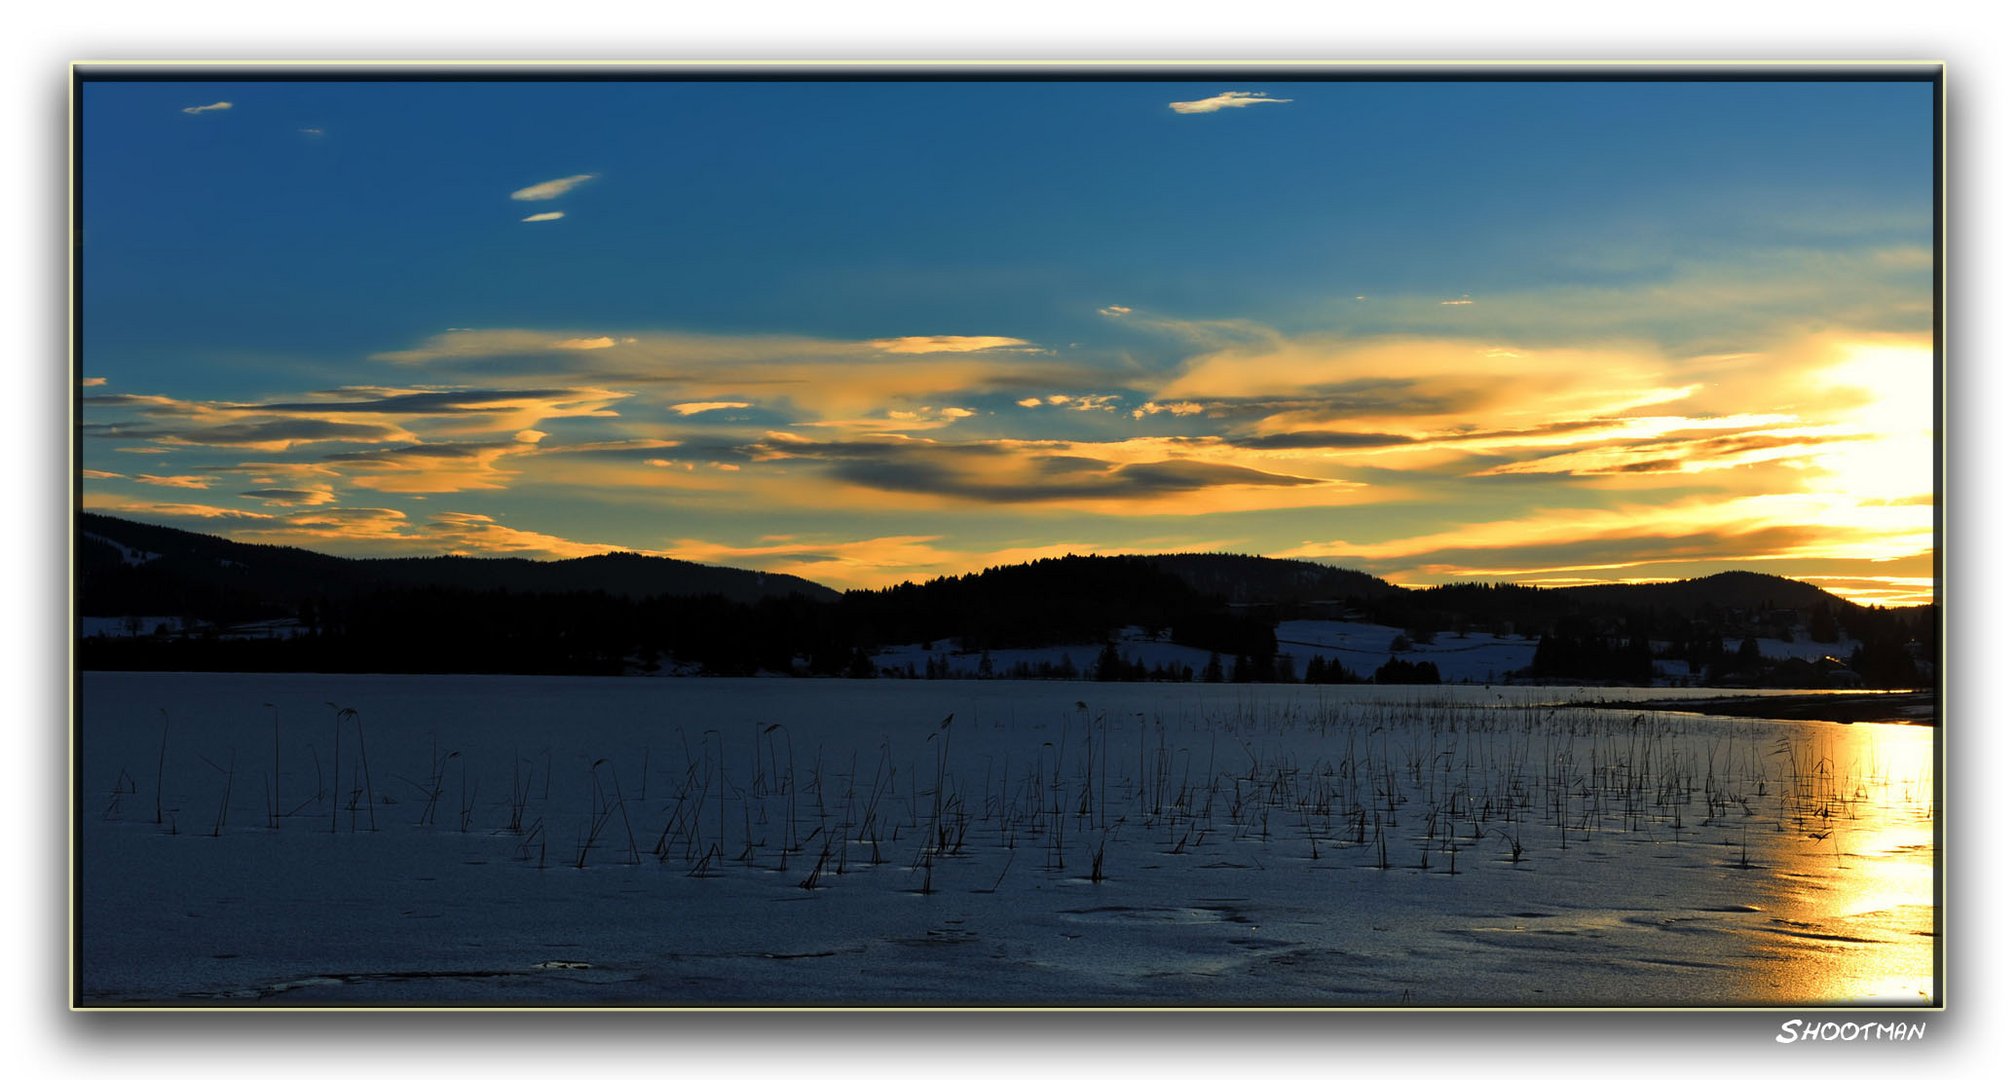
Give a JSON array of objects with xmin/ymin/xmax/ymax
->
[{"xmin": 1735, "ymin": 721, "xmax": 1936, "ymax": 1005}]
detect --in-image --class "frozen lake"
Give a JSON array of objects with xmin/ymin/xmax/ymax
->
[{"xmin": 75, "ymin": 674, "xmax": 1938, "ymax": 1007}]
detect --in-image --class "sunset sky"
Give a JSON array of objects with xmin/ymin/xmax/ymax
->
[{"xmin": 78, "ymin": 75, "xmax": 1937, "ymax": 605}]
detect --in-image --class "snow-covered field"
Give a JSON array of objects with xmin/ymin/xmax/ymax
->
[{"xmin": 76, "ymin": 673, "xmax": 1935, "ymax": 1007}]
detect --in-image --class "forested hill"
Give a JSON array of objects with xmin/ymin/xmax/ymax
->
[
  {"xmin": 1350, "ymin": 573, "xmax": 1861, "ymax": 639},
  {"xmin": 1147, "ymin": 553, "xmax": 1401, "ymax": 606},
  {"xmin": 1551, "ymin": 571, "xmax": 1844, "ymax": 613}
]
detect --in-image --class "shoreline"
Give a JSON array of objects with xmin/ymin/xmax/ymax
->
[{"xmin": 1580, "ymin": 690, "xmax": 1937, "ymax": 725}]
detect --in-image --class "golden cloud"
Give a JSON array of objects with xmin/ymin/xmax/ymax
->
[
  {"xmin": 369, "ymin": 327, "xmax": 1095, "ymax": 421},
  {"xmin": 1276, "ymin": 490, "xmax": 1932, "ymax": 579},
  {"xmin": 420, "ymin": 512, "xmax": 627, "ymax": 558},
  {"xmin": 653, "ymin": 534, "xmax": 1230, "ymax": 592},
  {"xmin": 1156, "ymin": 337, "xmax": 1681, "ymax": 432},
  {"xmin": 81, "ymin": 495, "xmax": 273, "ymax": 521},
  {"xmin": 134, "ymin": 474, "xmax": 214, "ymax": 489},
  {"xmin": 221, "ymin": 507, "xmax": 631, "ymax": 561},
  {"xmin": 655, "ymin": 534, "xmax": 956, "ymax": 591},
  {"xmin": 322, "ymin": 440, "xmax": 541, "ymax": 495}
]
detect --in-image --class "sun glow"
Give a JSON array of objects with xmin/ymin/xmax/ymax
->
[
  {"xmin": 1772, "ymin": 338, "xmax": 1937, "ymax": 586},
  {"xmin": 1808, "ymin": 339, "xmax": 1935, "ymax": 504}
]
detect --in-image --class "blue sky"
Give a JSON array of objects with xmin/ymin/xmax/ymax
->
[{"xmin": 79, "ymin": 75, "xmax": 1937, "ymax": 602}]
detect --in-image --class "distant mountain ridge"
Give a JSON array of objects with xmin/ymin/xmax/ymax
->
[
  {"xmin": 79, "ymin": 513, "xmax": 1929, "ymax": 683},
  {"xmin": 80, "ymin": 512, "xmax": 840, "ymax": 620},
  {"xmin": 81, "ymin": 513, "xmax": 1877, "ymax": 622}
]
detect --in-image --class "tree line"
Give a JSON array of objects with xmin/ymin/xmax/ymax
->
[{"xmin": 80, "ymin": 549, "xmax": 1935, "ymax": 688}]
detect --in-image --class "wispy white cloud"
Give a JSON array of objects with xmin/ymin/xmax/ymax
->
[
  {"xmin": 1441, "ymin": 296, "xmax": 1475, "ymax": 306},
  {"xmin": 373, "ymin": 330, "xmax": 637, "ymax": 362},
  {"xmin": 181, "ymin": 101, "xmax": 232, "ymax": 116},
  {"xmin": 1169, "ymin": 91, "xmax": 1291, "ymax": 115},
  {"xmin": 1098, "ymin": 305, "xmax": 1132, "ymax": 317},
  {"xmin": 510, "ymin": 174, "xmax": 597, "ymax": 202},
  {"xmin": 868, "ymin": 335, "xmax": 1033, "ymax": 354},
  {"xmin": 298, "ymin": 127, "xmax": 325, "ymax": 137},
  {"xmin": 521, "ymin": 211, "xmax": 565, "ymax": 223}
]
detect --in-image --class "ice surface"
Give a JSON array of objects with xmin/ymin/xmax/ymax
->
[{"xmin": 76, "ymin": 674, "xmax": 1936, "ymax": 1008}]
